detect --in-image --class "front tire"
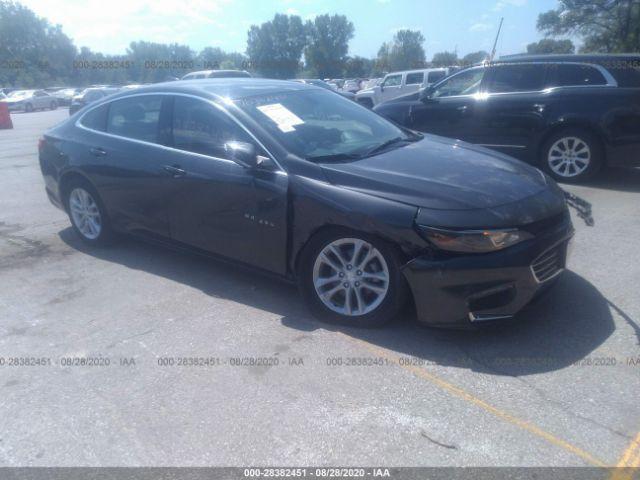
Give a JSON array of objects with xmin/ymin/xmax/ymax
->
[
  {"xmin": 540, "ymin": 129, "xmax": 603, "ymax": 183},
  {"xmin": 24, "ymin": 103, "xmax": 33, "ymax": 112},
  {"xmin": 65, "ymin": 180, "xmax": 114, "ymax": 246},
  {"xmin": 298, "ymin": 228, "xmax": 407, "ymax": 327},
  {"xmin": 50, "ymin": 101, "xmax": 57, "ymax": 110}
]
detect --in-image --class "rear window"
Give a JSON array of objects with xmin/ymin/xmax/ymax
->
[
  {"xmin": 80, "ymin": 103, "xmax": 109, "ymax": 131},
  {"xmin": 488, "ymin": 64, "xmax": 547, "ymax": 93},
  {"xmin": 107, "ymin": 96, "xmax": 163, "ymax": 143},
  {"xmin": 551, "ymin": 64, "xmax": 607, "ymax": 87},
  {"xmin": 405, "ymin": 72, "xmax": 424, "ymax": 85}
]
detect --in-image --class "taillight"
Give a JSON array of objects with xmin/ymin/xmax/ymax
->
[{"xmin": 38, "ymin": 136, "xmax": 45, "ymax": 152}]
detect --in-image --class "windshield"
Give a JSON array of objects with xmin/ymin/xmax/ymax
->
[
  {"xmin": 8, "ymin": 90, "xmax": 33, "ymax": 98},
  {"xmin": 235, "ymin": 89, "xmax": 412, "ymax": 161}
]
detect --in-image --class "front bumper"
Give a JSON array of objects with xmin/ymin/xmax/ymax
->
[
  {"xmin": 402, "ymin": 216, "xmax": 574, "ymax": 327},
  {"xmin": 6, "ymin": 103, "xmax": 23, "ymax": 112}
]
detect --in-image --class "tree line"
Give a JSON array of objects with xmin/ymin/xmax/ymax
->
[{"xmin": 1, "ymin": 0, "xmax": 639, "ymax": 88}]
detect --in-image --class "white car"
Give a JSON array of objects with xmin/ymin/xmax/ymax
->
[
  {"xmin": 355, "ymin": 68, "xmax": 452, "ymax": 108},
  {"xmin": 0, "ymin": 89, "xmax": 58, "ymax": 112}
]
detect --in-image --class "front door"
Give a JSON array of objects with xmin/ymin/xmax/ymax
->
[
  {"xmin": 407, "ymin": 67, "xmax": 487, "ymax": 142},
  {"xmin": 163, "ymin": 95, "xmax": 288, "ymax": 275}
]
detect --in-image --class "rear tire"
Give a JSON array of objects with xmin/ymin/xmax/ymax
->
[
  {"xmin": 64, "ymin": 179, "xmax": 114, "ymax": 246},
  {"xmin": 298, "ymin": 228, "xmax": 407, "ymax": 327},
  {"xmin": 540, "ymin": 129, "xmax": 603, "ymax": 183}
]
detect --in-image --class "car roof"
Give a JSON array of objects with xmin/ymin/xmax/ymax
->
[
  {"xmin": 497, "ymin": 53, "xmax": 640, "ymax": 64},
  {"xmin": 105, "ymin": 78, "xmax": 313, "ymax": 102}
]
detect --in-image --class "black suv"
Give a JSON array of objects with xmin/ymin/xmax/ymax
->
[{"xmin": 374, "ymin": 54, "xmax": 640, "ymax": 182}]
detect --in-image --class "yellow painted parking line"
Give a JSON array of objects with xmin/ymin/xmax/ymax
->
[
  {"xmin": 340, "ymin": 334, "xmax": 608, "ymax": 467},
  {"xmin": 609, "ymin": 432, "xmax": 640, "ymax": 480}
]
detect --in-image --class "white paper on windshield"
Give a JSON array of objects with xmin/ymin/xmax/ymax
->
[{"xmin": 257, "ymin": 103, "xmax": 304, "ymax": 132}]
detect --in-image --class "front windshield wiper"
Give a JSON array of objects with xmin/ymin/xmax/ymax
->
[
  {"xmin": 361, "ymin": 136, "xmax": 410, "ymax": 158},
  {"xmin": 307, "ymin": 152, "xmax": 364, "ymax": 163}
]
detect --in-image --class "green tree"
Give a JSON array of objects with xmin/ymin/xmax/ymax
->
[
  {"xmin": 344, "ymin": 56, "xmax": 375, "ymax": 78},
  {"xmin": 537, "ymin": 0, "xmax": 640, "ymax": 53},
  {"xmin": 374, "ymin": 42, "xmax": 391, "ymax": 75},
  {"xmin": 526, "ymin": 38, "xmax": 575, "ymax": 54},
  {"xmin": 126, "ymin": 41, "xmax": 194, "ymax": 83},
  {"xmin": 388, "ymin": 30, "xmax": 426, "ymax": 71},
  {"xmin": 246, "ymin": 13, "xmax": 306, "ymax": 78},
  {"xmin": 197, "ymin": 47, "xmax": 247, "ymax": 71},
  {"xmin": 375, "ymin": 30, "xmax": 426, "ymax": 72},
  {"xmin": 304, "ymin": 14, "xmax": 354, "ymax": 78},
  {"xmin": 0, "ymin": 1, "xmax": 77, "ymax": 87},
  {"xmin": 461, "ymin": 50, "xmax": 489, "ymax": 66},
  {"xmin": 431, "ymin": 51, "xmax": 459, "ymax": 67}
]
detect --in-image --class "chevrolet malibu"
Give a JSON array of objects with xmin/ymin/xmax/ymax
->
[{"xmin": 38, "ymin": 79, "xmax": 574, "ymax": 328}]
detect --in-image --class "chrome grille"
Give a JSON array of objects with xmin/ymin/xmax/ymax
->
[{"xmin": 531, "ymin": 245, "xmax": 565, "ymax": 283}]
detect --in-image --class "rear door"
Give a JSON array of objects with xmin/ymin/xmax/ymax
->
[
  {"xmin": 403, "ymin": 71, "xmax": 424, "ymax": 96},
  {"xmin": 407, "ymin": 66, "xmax": 487, "ymax": 141},
  {"xmin": 78, "ymin": 94, "xmax": 175, "ymax": 237},
  {"xmin": 473, "ymin": 63, "xmax": 550, "ymax": 157}
]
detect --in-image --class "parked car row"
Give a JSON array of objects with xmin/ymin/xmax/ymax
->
[{"xmin": 0, "ymin": 89, "xmax": 59, "ymax": 112}]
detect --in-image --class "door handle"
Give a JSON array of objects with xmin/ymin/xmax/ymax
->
[
  {"xmin": 90, "ymin": 147, "xmax": 107, "ymax": 157},
  {"xmin": 163, "ymin": 165, "xmax": 186, "ymax": 178}
]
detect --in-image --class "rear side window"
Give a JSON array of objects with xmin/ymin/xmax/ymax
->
[
  {"xmin": 80, "ymin": 103, "xmax": 109, "ymax": 131},
  {"xmin": 107, "ymin": 96, "xmax": 163, "ymax": 143},
  {"xmin": 171, "ymin": 96, "xmax": 251, "ymax": 159},
  {"xmin": 405, "ymin": 72, "xmax": 424, "ymax": 85},
  {"xmin": 551, "ymin": 64, "xmax": 607, "ymax": 87},
  {"xmin": 427, "ymin": 71, "xmax": 447, "ymax": 83},
  {"xmin": 488, "ymin": 64, "xmax": 547, "ymax": 93}
]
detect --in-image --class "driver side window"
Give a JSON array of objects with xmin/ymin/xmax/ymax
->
[
  {"xmin": 171, "ymin": 96, "xmax": 253, "ymax": 159},
  {"xmin": 432, "ymin": 68, "xmax": 485, "ymax": 98},
  {"xmin": 382, "ymin": 74, "xmax": 402, "ymax": 88}
]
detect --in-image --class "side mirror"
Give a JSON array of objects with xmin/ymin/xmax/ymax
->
[
  {"xmin": 224, "ymin": 141, "xmax": 258, "ymax": 168},
  {"xmin": 420, "ymin": 87, "xmax": 436, "ymax": 103},
  {"xmin": 379, "ymin": 84, "xmax": 385, "ymax": 92}
]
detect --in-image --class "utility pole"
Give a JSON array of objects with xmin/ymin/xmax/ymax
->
[{"xmin": 490, "ymin": 17, "xmax": 504, "ymax": 62}]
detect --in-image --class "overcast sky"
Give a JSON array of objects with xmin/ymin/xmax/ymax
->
[{"xmin": 21, "ymin": 0, "xmax": 565, "ymax": 58}]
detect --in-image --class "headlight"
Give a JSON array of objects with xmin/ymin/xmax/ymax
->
[{"xmin": 417, "ymin": 226, "xmax": 533, "ymax": 253}]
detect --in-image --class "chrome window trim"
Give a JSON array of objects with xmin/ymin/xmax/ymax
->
[
  {"xmin": 479, "ymin": 144, "xmax": 527, "ymax": 149},
  {"xmin": 75, "ymin": 91, "xmax": 285, "ymax": 173},
  {"xmin": 428, "ymin": 66, "xmax": 487, "ymax": 100},
  {"xmin": 429, "ymin": 62, "xmax": 618, "ymax": 100}
]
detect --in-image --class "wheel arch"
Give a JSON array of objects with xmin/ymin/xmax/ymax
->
[
  {"xmin": 58, "ymin": 170, "xmax": 99, "ymax": 212},
  {"xmin": 537, "ymin": 120, "xmax": 608, "ymax": 167}
]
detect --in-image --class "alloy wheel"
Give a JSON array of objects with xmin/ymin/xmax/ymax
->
[
  {"xmin": 547, "ymin": 136, "xmax": 591, "ymax": 178},
  {"xmin": 69, "ymin": 188, "xmax": 102, "ymax": 240},
  {"xmin": 312, "ymin": 238, "xmax": 389, "ymax": 316}
]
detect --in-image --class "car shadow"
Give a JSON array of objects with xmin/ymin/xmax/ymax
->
[
  {"xmin": 59, "ymin": 227, "xmax": 615, "ymax": 377},
  {"xmin": 571, "ymin": 167, "xmax": 640, "ymax": 193}
]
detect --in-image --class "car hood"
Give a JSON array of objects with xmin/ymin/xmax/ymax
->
[
  {"xmin": 319, "ymin": 135, "xmax": 549, "ymax": 211},
  {"xmin": 355, "ymin": 88, "xmax": 376, "ymax": 97},
  {"xmin": 1, "ymin": 97, "xmax": 26, "ymax": 103}
]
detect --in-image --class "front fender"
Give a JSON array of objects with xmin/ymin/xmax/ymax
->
[{"xmin": 288, "ymin": 175, "xmax": 425, "ymax": 273}]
